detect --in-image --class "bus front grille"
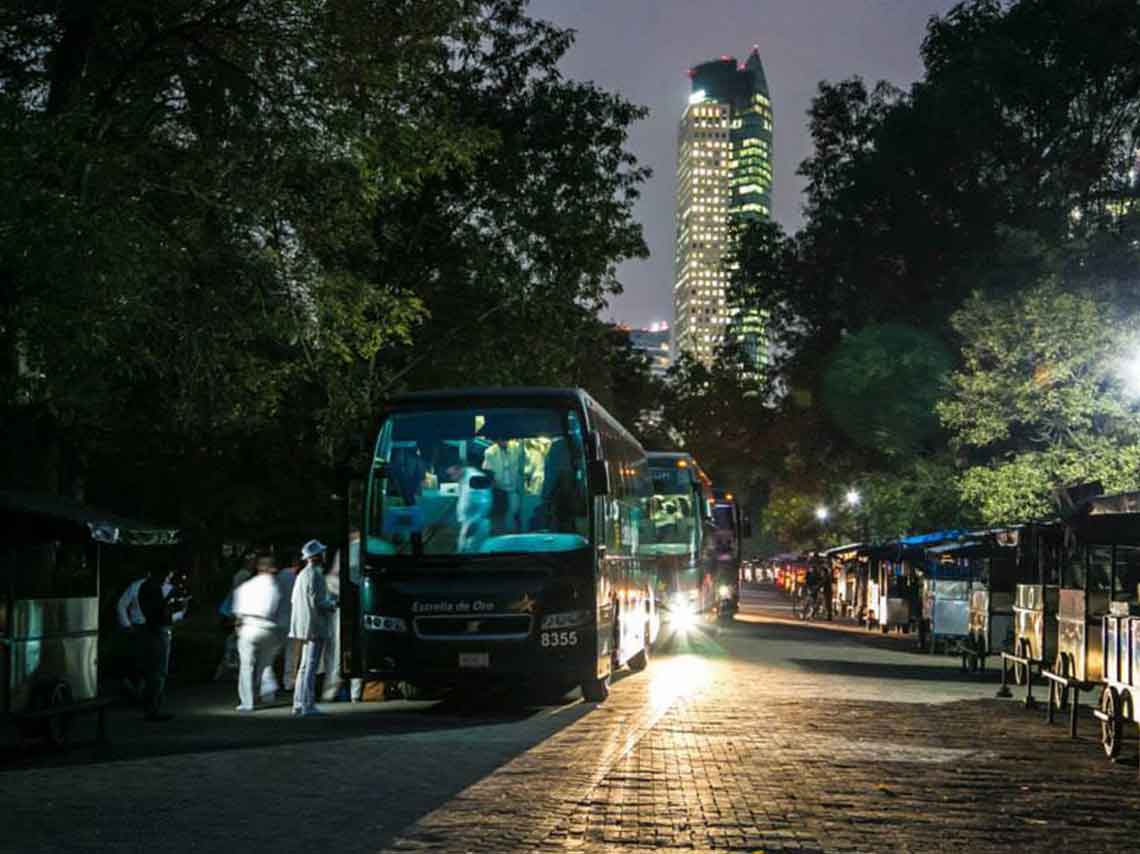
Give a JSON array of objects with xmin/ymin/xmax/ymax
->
[{"xmin": 413, "ymin": 614, "xmax": 533, "ymax": 641}]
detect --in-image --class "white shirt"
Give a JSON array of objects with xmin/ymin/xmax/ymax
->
[
  {"xmin": 117, "ymin": 576, "xmax": 185, "ymax": 626},
  {"xmin": 289, "ymin": 562, "xmax": 334, "ymax": 641},
  {"xmin": 116, "ymin": 578, "xmax": 147, "ymax": 627},
  {"xmin": 457, "ymin": 467, "xmax": 494, "ymax": 525},
  {"xmin": 232, "ymin": 572, "xmax": 283, "ymax": 627}
]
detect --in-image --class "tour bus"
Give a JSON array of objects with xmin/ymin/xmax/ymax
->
[
  {"xmin": 710, "ymin": 488, "xmax": 750, "ymax": 613},
  {"xmin": 339, "ymin": 388, "xmax": 658, "ymax": 702},
  {"xmin": 645, "ymin": 451, "xmax": 715, "ymax": 624}
]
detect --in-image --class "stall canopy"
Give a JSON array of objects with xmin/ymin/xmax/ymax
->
[
  {"xmin": 0, "ymin": 491, "xmax": 180, "ymax": 547},
  {"xmin": 1064, "ymin": 490, "xmax": 1140, "ymax": 546},
  {"xmin": 823, "ymin": 542, "xmax": 867, "ymax": 559}
]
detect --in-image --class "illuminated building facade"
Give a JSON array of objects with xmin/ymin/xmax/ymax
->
[
  {"xmin": 673, "ymin": 48, "xmax": 772, "ymax": 370},
  {"xmin": 628, "ymin": 323, "xmax": 672, "ymax": 380}
]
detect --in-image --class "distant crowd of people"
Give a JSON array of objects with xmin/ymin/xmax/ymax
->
[{"xmin": 115, "ymin": 537, "xmax": 360, "ymax": 722}]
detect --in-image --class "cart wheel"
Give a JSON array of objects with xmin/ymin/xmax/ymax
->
[
  {"xmin": 25, "ymin": 679, "xmax": 74, "ymax": 748},
  {"xmin": 1013, "ymin": 641, "xmax": 1029, "ymax": 687},
  {"xmin": 1101, "ymin": 687, "xmax": 1123, "ymax": 759},
  {"xmin": 1051, "ymin": 654, "xmax": 1070, "ymax": 712}
]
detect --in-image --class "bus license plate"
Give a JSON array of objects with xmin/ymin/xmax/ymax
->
[{"xmin": 459, "ymin": 652, "xmax": 489, "ymax": 669}]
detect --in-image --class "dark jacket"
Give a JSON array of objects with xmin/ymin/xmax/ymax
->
[{"xmin": 138, "ymin": 577, "xmax": 173, "ymax": 632}]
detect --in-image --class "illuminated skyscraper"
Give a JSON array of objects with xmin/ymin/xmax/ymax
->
[{"xmin": 672, "ymin": 48, "xmax": 773, "ymax": 369}]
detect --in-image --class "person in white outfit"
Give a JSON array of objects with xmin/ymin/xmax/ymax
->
[
  {"xmin": 232, "ymin": 553, "xmax": 284, "ymax": 712},
  {"xmin": 451, "ymin": 465, "xmax": 494, "ymax": 552},
  {"xmin": 321, "ymin": 534, "xmax": 364, "ymax": 703},
  {"xmin": 268, "ymin": 559, "xmax": 298, "ymax": 691},
  {"xmin": 290, "ymin": 540, "xmax": 336, "ymax": 716}
]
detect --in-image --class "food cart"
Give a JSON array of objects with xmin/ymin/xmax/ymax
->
[
  {"xmin": 1010, "ymin": 523, "xmax": 1061, "ymax": 687},
  {"xmin": 922, "ymin": 540, "xmax": 976, "ymax": 655},
  {"xmin": 866, "ymin": 545, "xmax": 921, "ymax": 634},
  {"xmin": 962, "ymin": 530, "xmax": 1021, "ymax": 672},
  {"xmin": 1098, "ymin": 602, "xmax": 1140, "ymax": 759},
  {"xmin": 1047, "ymin": 489, "xmax": 1140, "ymax": 757},
  {"xmin": 823, "ymin": 543, "xmax": 868, "ymax": 621},
  {"xmin": 1, "ymin": 490, "xmax": 179, "ymax": 747}
]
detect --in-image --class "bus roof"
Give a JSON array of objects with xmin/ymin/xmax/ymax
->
[
  {"xmin": 389, "ymin": 387, "xmax": 588, "ymax": 405},
  {"xmin": 646, "ymin": 451, "xmax": 712, "ymax": 486},
  {"xmin": 385, "ymin": 387, "xmax": 644, "ymax": 453}
]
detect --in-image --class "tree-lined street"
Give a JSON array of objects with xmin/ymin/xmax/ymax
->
[{"xmin": 6, "ymin": 587, "xmax": 1138, "ymax": 853}]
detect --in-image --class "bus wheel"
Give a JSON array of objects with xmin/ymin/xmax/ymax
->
[
  {"xmin": 628, "ymin": 625, "xmax": 650, "ymax": 672},
  {"xmin": 581, "ymin": 674, "xmax": 610, "ymax": 703}
]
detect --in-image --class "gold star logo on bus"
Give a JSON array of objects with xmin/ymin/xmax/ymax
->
[{"xmin": 511, "ymin": 593, "xmax": 536, "ymax": 614}]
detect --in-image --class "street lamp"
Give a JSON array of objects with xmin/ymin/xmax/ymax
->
[
  {"xmin": 815, "ymin": 505, "xmax": 829, "ymax": 522},
  {"xmin": 845, "ymin": 489, "xmax": 861, "ymax": 508}
]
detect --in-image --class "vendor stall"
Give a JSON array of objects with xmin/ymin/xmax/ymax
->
[{"xmin": 1, "ymin": 490, "xmax": 179, "ymax": 747}]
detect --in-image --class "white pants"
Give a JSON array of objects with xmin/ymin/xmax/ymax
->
[
  {"xmin": 264, "ymin": 636, "xmax": 298, "ymax": 692},
  {"xmin": 293, "ymin": 638, "xmax": 324, "ymax": 713},
  {"xmin": 237, "ymin": 624, "xmax": 283, "ymax": 710}
]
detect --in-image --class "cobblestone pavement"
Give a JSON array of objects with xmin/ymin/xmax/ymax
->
[
  {"xmin": 6, "ymin": 587, "xmax": 1140, "ymax": 853},
  {"xmin": 383, "ymin": 589, "xmax": 1140, "ymax": 853}
]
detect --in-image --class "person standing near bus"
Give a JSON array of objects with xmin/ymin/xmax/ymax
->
[
  {"xmin": 290, "ymin": 540, "xmax": 336, "ymax": 716},
  {"xmin": 270, "ymin": 555, "xmax": 299, "ymax": 693},
  {"xmin": 116, "ymin": 576, "xmax": 148, "ymax": 700},
  {"xmin": 321, "ymin": 535, "xmax": 364, "ymax": 703},
  {"xmin": 137, "ymin": 566, "xmax": 186, "ymax": 722},
  {"xmin": 233, "ymin": 552, "xmax": 284, "ymax": 712}
]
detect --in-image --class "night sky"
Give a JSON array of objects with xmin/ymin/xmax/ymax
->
[{"xmin": 527, "ymin": 0, "xmax": 960, "ymax": 328}]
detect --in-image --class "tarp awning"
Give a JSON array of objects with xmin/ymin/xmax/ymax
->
[{"xmin": 0, "ymin": 490, "xmax": 180, "ymax": 546}]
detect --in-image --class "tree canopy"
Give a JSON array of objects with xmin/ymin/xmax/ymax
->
[
  {"xmin": 1, "ymin": 0, "xmax": 653, "ymax": 575},
  {"xmin": 666, "ymin": 0, "xmax": 1140, "ymax": 550}
]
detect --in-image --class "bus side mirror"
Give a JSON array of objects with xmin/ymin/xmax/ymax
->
[{"xmin": 588, "ymin": 460, "xmax": 610, "ymax": 496}]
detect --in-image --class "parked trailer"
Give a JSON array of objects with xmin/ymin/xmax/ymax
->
[{"xmin": 1, "ymin": 490, "xmax": 179, "ymax": 748}]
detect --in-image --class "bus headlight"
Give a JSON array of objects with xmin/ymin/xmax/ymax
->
[
  {"xmin": 540, "ymin": 610, "xmax": 592, "ymax": 630},
  {"xmin": 667, "ymin": 592, "xmax": 699, "ymax": 630},
  {"xmin": 363, "ymin": 614, "xmax": 408, "ymax": 633}
]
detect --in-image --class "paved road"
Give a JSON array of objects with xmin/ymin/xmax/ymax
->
[{"xmin": 4, "ymin": 586, "xmax": 1139, "ymax": 852}]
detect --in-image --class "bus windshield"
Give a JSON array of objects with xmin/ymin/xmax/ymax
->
[
  {"xmin": 366, "ymin": 406, "xmax": 590, "ymax": 557},
  {"xmin": 713, "ymin": 505, "xmax": 735, "ymax": 531},
  {"xmin": 648, "ymin": 464, "xmax": 698, "ymax": 554}
]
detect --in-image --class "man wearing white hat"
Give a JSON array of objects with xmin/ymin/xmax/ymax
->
[{"xmin": 290, "ymin": 539, "xmax": 336, "ymax": 716}]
